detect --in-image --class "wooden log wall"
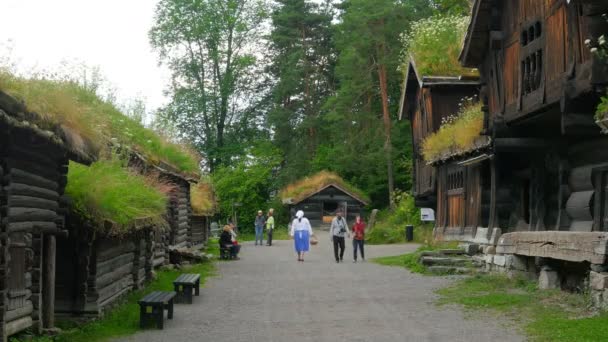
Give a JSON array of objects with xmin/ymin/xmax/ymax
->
[
  {"xmin": 0, "ymin": 129, "xmax": 69, "ymax": 340},
  {"xmin": 167, "ymin": 179, "xmax": 191, "ymax": 249},
  {"xmin": 190, "ymin": 215, "xmax": 208, "ymax": 246},
  {"xmin": 88, "ymin": 237, "xmax": 135, "ymax": 312}
]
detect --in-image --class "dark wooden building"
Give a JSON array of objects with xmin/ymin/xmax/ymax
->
[
  {"xmin": 283, "ymin": 184, "xmax": 368, "ymax": 228},
  {"xmin": 457, "ymin": 0, "xmax": 608, "ymax": 237},
  {"xmin": 0, "ymin": 91, "xmax": 95, "ymax": 340},
  {"xmin": 189, "ymin": 182, "xmax": 216, "ymax": 247},
  {"xmin": 55, "ymin": 219, "xmax": 157, "ymax": 317},
  {"xmin": 399, "ymin": 59, "xmax": 481, "ymax": 210},
  {"xmin": 407, "ymin": 0, "xmax": 608, "ymax": 300}
]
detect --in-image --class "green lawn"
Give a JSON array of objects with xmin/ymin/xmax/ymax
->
[
  {"xmin": 236, "ymin": 226, "xmax": 290, "ymax": 242},
  {"xmin": 438, "ymin": 274, "xmax": 608, "ymax": 342},
  {"xmin": 11, "ymin": 261, "xmax": 216, "ymax": 342}
]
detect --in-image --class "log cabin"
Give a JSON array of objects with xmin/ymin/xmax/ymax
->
[
  {"xmin": 190, "ymin": 181, "xmax": 216, "ymax": 247},
  {"xmin": 0, "ymin": 90, "xmax": 96, "ymax": 340},
  {"xmin": 410, "ymin": 0, "xmax": 608, "ymax": 300},
  {"xmin": 398, "ymin": 59, "xmax": 481, "ymax": 212},
  {"xmin": 281, "ymin": 172, "xmax": 369, "ymax": 228},
  {"xmin": 55, "ymin": 217, "xmax": 158, "ymax": 317}
]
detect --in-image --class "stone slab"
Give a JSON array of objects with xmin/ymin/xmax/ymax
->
[{"xmin": 497, "ymin": 231, "xmax": 608, "ymax": 264}]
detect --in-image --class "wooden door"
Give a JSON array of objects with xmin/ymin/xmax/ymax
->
[{"xmin": 447, "ymin": 167, "xmax": 465, "ymax": 228}]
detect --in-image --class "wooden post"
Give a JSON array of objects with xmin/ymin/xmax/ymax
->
[
  {"xmin": 42, "ymin": 234, "xmax": 55, "ymax": 329},
  {"xmin": 488, "ymin": 159, "xmax": 497, "ymax": 239}
]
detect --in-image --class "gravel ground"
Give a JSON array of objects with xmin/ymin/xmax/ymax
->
[{"xmin": 117, "ymin": 232, "xmax": 523, "ymax": 342}]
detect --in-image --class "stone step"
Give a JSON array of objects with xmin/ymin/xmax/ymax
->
[
  {"xmin": 420, "ymin": 256, "xmax": 471, "ymax": 267},
  {"xmin": 427, "ymin": 266, "xmax": 472, "ymax": 275},
  {"xmin": 420, "ymin": 249, "xmax": 466, "ymax": 258}
]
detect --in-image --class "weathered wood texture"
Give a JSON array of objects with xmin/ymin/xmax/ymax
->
[
  {"xmin": 190, "ymin": 215, "xmax": 209, "ymax": 246},
  {"xmin": 497, "ymin": 231, "xmax": 608, "ymax": 264},
  {"xmin": 165, "ymin": 179, "xmax": 191, "ymax": 248},
  {"xmin": 0, "ymin": 122, "xmax": 71, "ymax": 339}
]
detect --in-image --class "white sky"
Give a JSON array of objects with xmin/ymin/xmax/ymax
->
[{"xmin": 0, "ymin": 0, "xmax": 169, "ymax": 111}]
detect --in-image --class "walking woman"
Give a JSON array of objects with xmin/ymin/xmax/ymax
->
[
  {"xmin": 254, "ymin": 210, "xmax": 265, "ymax": 246},
  {"xmin": 290, "ymin": 210, "xmax": 313, "ymax": 262},
  {"xmin": 352, "ymin": 215, "xmax": 366, "ymax": 262},
  {"xmin": 329, "ymin": 210, "xmax": 350, "ymax": 263}
]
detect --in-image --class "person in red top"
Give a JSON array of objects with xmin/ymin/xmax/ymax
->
[{"xmin": 352, "ymin": 215, "xmax": 366, "ymax": 262}]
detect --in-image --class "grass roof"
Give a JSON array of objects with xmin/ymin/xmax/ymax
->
[
  {"xmin": 65, "ymin": 157, "xmax": 170, "ymax": 235},
  {"xmin": 280, "ymin": 171, "xmax": 370, "ymax": 204},
  {"xmin": 401, "ymin": 15, "xmax": 478, "ymax": 78},
  {"xmin": 0, "ymin": 71, "xmax": 200, "ymax": 175},
  {"xmin": 191, "ymin": 179, "xmax": 217, "ymax": 216},
  {"xmin": 421, "ymin": 99, "xmax": 484, "ymax": 163}
]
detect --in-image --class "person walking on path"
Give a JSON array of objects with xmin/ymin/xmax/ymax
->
[
  {"xmin": 290, "ymin": 210, "xmax": 313, "ymax": 262},
  {"xmin": 352, "ymin": 215, "xmax": 366, "ymax": 262},
  {"xmin": 266, "ymin": 208, "xmax": 275, "ymax": 246},
  {"xmin": 329, "ymin": 210, "xmax": 350, "ymax": 263},
  {"xmin": 254, "ymin": 210, "xmax": 266, "ymax": 246}
]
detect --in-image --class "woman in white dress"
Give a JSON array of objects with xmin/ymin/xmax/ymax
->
[{"xmin": 290, "ymin": 210, "xmax": 313, "ymax": 262}]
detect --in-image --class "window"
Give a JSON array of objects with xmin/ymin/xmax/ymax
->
[{"xmin": 521, "ymin": 21, "xmax": 543, "ymax": 96}]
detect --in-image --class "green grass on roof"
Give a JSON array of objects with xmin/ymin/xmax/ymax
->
[
  {"xmin": 0, "ymin": 71, "xmax": 200, "ymax": 174},
  {"xmin": 421, "ymin": 99, "xmax": 483, "ymax": 163},
  {"xmin": 191, "ymin": 179, "xmax": 217, "ymax": 215},
  {"xmin": 401, "ymin": 15, "xmax": 478, "ymax": 78},
  {"xmin": 65, "ymin": 158, "xmax": 169, "ymax": 234},
  {"xmin": 280, "ymin": 171, "xmax": 370, "ymax": 204}
]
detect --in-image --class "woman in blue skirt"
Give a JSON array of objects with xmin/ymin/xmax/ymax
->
[{"xmin": 290, "ymin": 210, "xmax": 313, "ymax": 262}]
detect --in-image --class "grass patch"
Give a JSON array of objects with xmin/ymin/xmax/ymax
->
[
  {"xmin": 0, "ymin": 71, "xmax": 200, "ymax": 174},
  {"xmin": 66, "ymin": 158, "xmax": 168, "ymax": 232},
  {"xmin": 401, "ymin": 15, "xmax": 478, "ymax": 77},
  {"xmin": 437, "ymin": 274, "xmax": 608, "ymax": 341},
  {"xmin": 372, "ymin": 242, "xmax": 459, "ymax": 275},
  {"xmin": 280, "ymin": 171, "xmax": 370, "ymax": 204},
  {"xmin": 237, "ymin": 226, "xmax": 291, "ymax": 242},
  {"xmin": 191, "ymin": 179, "xmax": 217, "ymax": 216},
  {"xmin": 11, "ymin": 262, "xmax": 216, "ymax": 342},
  {"xmin": 421, "ymin": 100, "xmax": 484, "ymax": 163}
]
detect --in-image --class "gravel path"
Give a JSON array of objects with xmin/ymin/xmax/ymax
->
[{"xmin": 118, "ymin": 232, "xmax": 523, "ymax": 342}]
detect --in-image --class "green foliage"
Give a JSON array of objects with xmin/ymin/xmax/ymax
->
[
  {"xmin": 422, "ymin": 99, "xmax": 483, "ymax": 162},
  {"xmin": 401, "ymin": 14, "xmax": 477, "ymax": 77},
  {"xmin": 367, "ymin": 192, "xmax": 431, "ymax": 245},
  {"xmin": 150, "ymin": 0, "xmax": 270, "ymax": 171},
  {"xmin": 0, "ymin": 71, "xmax": 200, "ymax": 173},
  {"xmin": 65, "ymin": 158, "xmax": 168, "ymax": 232},
  {"xmin": 431, "ymin": 0, "xmax": 471, "ymax": 16},
  {"xmin": 212, "ymin": 142, "xmax": 282, "ymax": 232},
  {"xmin": 11, "ymin": 262, "xmax": 215, "ymax": 342},
  {"xmin": 438, "ymin": 274, "xmax": 608, "ymax": 342},
  {"xmin": 596, "ymin": 91, "xmax": 608, "ymax": 121}
]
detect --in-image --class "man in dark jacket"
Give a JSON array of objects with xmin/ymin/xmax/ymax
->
[{"xmin": 254, "ymin": 210, "xmax": 266, "ymax": 246}]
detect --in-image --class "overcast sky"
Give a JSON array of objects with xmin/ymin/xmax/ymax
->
[{"xmin": 0, "ymin": 0, "xmax": 170, "ymax": 111}]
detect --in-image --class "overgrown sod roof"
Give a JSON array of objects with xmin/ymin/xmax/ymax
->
[
  {"xmin": 0, "ymin": 71, "xmax": 200, "ymax": 175},
  {"xmin": 66, "ymin": 158, "xmax": 170, "ymax": 235},
  {"xmin": 191, "ymin": 179, "xmax": 217, "ymax": 216},
  {"xmin": 280, "ymin": 171, "xmax": 370, "ymax": 205},
  {"xmin": 401, "ymin": 15, "xmax": 478, "ymax": 78},
  {"xmin": 421, "ymin": 100, "xmax": 485, "ymax": 163}
]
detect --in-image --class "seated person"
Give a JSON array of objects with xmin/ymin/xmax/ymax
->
[{"xmin": 219, "ymin": 225, "xmax": 240, "ymax": 259}]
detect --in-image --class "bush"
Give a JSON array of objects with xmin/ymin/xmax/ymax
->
[
  {"xmin": 401, "ymin": 15, "xmax": 477, "ymax": 77},
  {"xmin": 421, "ymin": 98, "xmax": 483, "ymax": 163},
  {"xmin": 367, "ymin": 191, "xmax": 433, "ymax": 244},
  {"xmin": 596, "ymin": 92, "xmax": 608, "ymax": 120}
]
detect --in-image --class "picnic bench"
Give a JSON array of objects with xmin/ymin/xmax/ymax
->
[
  {"xmin": 173, "ymin": 273, "xmax": 201, "ymax": 304},
  {"xmin": 139, "ymin": 291, "xmax": 176, "ymax": 329},
  {"xmin": 220, "ymin": 245, "xmax": 233, "ymax": 259}
]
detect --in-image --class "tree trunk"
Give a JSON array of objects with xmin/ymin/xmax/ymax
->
[{"xmin": 377, "ymin": 63, "xmax": 395, "ymax": 209}]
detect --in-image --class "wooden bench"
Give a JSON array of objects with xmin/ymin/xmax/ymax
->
[
  {"xmin": 173, "ymin": 273, "xmax": 201, "ymax": 304},
  {"xmin": 139, "ymin": 291, "xmax": 176, "ymax": 329},
  {"xmin": 220, "ymin": 245, "xmax": 232, "ymax": 259}
]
